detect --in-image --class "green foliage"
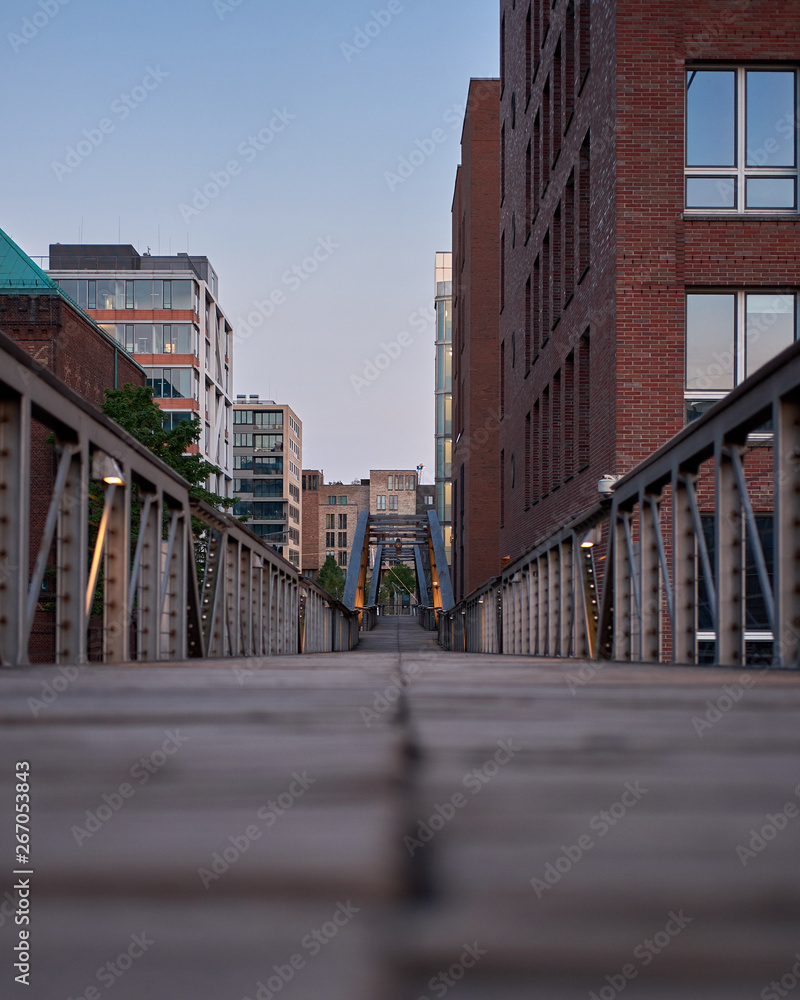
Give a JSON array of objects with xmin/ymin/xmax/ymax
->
[
  {"xmin": 379, "ymin": 562, "xmax": 416, "ymax": 605},
  {"xmin": 102, "ymin": 383, "xmax": 234, "ymax": 510},
  {"xmin": 317, "ymin": 555, "xmax": 345, "ymax": 601}
]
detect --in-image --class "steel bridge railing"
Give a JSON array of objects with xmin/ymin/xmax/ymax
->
[
  {"xmin": 0, "ymin": 331, "xmax": 358, "ymax": 666},
  {"xmin": 442, "ymin": 338, "xmax": 800, "ymax": 668}
]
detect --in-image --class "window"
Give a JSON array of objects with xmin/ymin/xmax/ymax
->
[
  {"xmin": 146, "ymin": 367, "xmax": 192, "ymax": 399},
  {"xmin": 326, "ymin": 514, "xmax": 335, "ymax": 529},
  {"xmin": 234, "ymin": 479, "xmax": 254, "ymax": 494},
  {"xmin": 389, "ymin": 495, "xmax": 399, "ymax": 510},
  {"xmin": 253, "ymin": 434, "xmax": 282, "ymax": 453},
  {"xmin": 234, "ymin": 410, "xmax": 252, "ymax": 424},
  {"xmin": 338, "ymin": 513, "xmax": 347, "ymax": 530},
  {"xmin": 406, "ymin": 476, "xmax": 415, "ymax": 490},
  {"xmin": 255, "ymin": 411, "xmax": 283, "ymax": 427},
  {"xmin": 685, "ymin": 292, "xmax": 796, "ymax": 420},
  {"xmin": 162, "ymin": 411, "xmax": 193, "ymax": 431},
  {"xmin": 338, "ymin": 531, "xmax": 348, "ymax": 547},
  {"xmin": 328, "ymin": 496, "xmax": 336, "ymax": 505},
  {"xmin": 376, "ymin": 495, "xmax": 386, "ymax": 511},
  {"xmin": 397, "ymin": 476, "xmax": 404, "ymax": 491},
  {"xmin": 234, "ymin": 455, "xmax": 253, "ymax": 470},
  {"xmin": 338, "ymin": 496, "xmax": 347, "ymax": 505},
  {"xmin": 253, "ymin": 480, "xmax": 282, "ymax": 497},
  {"xmin": 338, "ymin": 551, "xmax": 348, "ymax": 567},
  {"xmin": 326, "ymin": 532, "xmax": 336, "ymax": 547},
  {"xmin": 685, "ymin": 68, "xmax": 798, "ymax": 212}
]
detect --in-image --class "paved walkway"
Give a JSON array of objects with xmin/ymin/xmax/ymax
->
[{"xmin": 2, "ymin": 622, "xmax": 800, "ymax": 999}]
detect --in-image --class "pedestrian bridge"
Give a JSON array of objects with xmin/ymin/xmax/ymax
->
[{"xmin": 2, "ymin": 331, "xmax": 800, "ymax": 996}]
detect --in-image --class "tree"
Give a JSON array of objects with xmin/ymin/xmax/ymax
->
[
  {"xmin": 379, "ymin": 563, "xmax": 416, "ymax": 605},
  {"xmin": 102, "ymin": 384, "xmax": 234, "ymax": 510},
  {"xmin": 317, "ymin": 555, "xmax": 345, "ymax": 601}
]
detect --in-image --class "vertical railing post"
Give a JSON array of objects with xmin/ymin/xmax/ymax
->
[
  {"xmin": 639, "ymin": 491, "xmax": 661, "ymax": 663},
  {"xmin": 716, "ymin": 444, "xmax": 743, "ymax": 666},
  {"xmin": 613, "ymin": 510, "xmax": 632, "ymax": 661},
  {"xmin": 672, "ymin": 473, "xmax": 696, "ymax": 664},
  {"xmin": 104, "ymin": 471, "xmax": 130, "ymax": 662},
  {"xmin": 57, "ymin": 443, "xmax": 88, "ymax": 665},
  {"xmin": 774, "ymin": 393, "xmax": 800, "ymax": 667},
  {"xmin": 0, "ymin": 393, "xmax": 30, "ymax": 667}
]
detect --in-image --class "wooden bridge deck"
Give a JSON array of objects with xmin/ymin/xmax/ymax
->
[{"xmin": 2, "ymin": 616, "xmax": 799, "ymax": 998}]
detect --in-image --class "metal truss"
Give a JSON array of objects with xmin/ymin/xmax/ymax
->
[{"xmin": 0, "ymin": 331, "xmax": 358, "ymax": 666}]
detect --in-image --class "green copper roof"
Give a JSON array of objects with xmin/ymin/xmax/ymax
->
[
  {"xmin": 0, "ymin": 227, "xmax": 62, "ymax": 292},
  {"xmin": 0, "ymin": 226, "xmax": 145, "ymax": 375}
]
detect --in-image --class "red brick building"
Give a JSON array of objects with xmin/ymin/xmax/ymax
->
[
  {"xmin": 498, "ymin": 0, "xmax": 800, "ymax": 570},
  {"xmin": 0, "ymin": 228, "xmax": 145, "ymax": 660},
  {"xmin": 451, "ymin": 78, "xmax": 502, "ymax": 601}
]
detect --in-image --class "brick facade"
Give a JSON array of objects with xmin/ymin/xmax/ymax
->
[
  {"xmin": 451, "ymin": 78, "xmax": 502, "ymax": 601},
  {"xmin": 498, "ymin": 0, "xmax": 800, "ymax": 568}
]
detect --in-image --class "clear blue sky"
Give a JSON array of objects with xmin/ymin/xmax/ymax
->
[{"xmin": 2, "ymin": 0, "xmax": 498, "ymax": 484}]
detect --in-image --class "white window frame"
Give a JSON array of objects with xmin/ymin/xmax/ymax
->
[{"xmin": 685, "ymin": 65, "xmax": 799, "ymax": 215}]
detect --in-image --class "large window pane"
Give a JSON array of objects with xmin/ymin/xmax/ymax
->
[
  {"xmin": 134, "ymin": 280, "xmax": 163, "ymax": 310},
  {"xmin": 171, "ymin": 281, "xmax": 192, "ymax": 310},
  {"xmin": 686, "ymin": 177, "xmax": 736, "ymax": 209},
  {"xmin": 58, "ymin": 280, "xmax": 78, "ymax": 303},
  {"xmin": 746, "ymin": 293, "xmax": 795, "ymax": 376},
  {"xmin": 135, "ymin": 325, "xmax": 157, "ymax": 353},
  {"xmin": 746, "ymin": 71, "xmax": 796, "ymax": 167},
  {"xmin": 96, "ymin": 279, "xmax": 124, "ymax": 310},
  {"xmin": 745, "ymin": 177, "xmax": 796, "ymax": 209},
  {"xmin": 686, "ymin": 294, "xmax": 735, "ymax": 391},
  {"xmin": 164, "ymin": 368, "xmax": 192, "ymax": 399},
  {"xmin": 686, "ymin": 70, "xmax": 736, "ymax": 167},
  {"xmin": 163, "ymin": 324, "xmax": 193, "ymax": 354}
]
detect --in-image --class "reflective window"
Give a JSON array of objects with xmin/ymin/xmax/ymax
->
[
  {"xmin": 162, "ymin": 410, "xmax": 194, "ymax": 431},
  {"xmin": 96, "ymin": 280, "xmax": 124, "ymax": 310},
  {"xmin": 686, "ymin": 292, "xmax": 797, "ymax": 419},
  {"xmin": 746, "ymin": 293, "xmax": 796, "ymax": 377},
  {"xmin": 146, "ymin": 367, "xmax": 192, "ymax": 399},
  {"xmin": 686, "ymin": 294, "xmax": 735, "ymax": 392},
  {"xmin": 686, "ymin": 67, "xmax": 798, "ymax": 212},
  {"xmin": 686, "ymin": 70, "xmax": 736, "ymax": 167},
  {"xmin": 746, "ymin": 71, "xmax": 796, "ymax": 167}
]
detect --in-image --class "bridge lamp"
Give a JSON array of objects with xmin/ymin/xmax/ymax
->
[
  {"xmin": 580, "ymin": 526, "xmax": 602, "ymax": 549},
  {"xmin": 92, "ymin": 451, "xmax": 125, "ymax": 486}
]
